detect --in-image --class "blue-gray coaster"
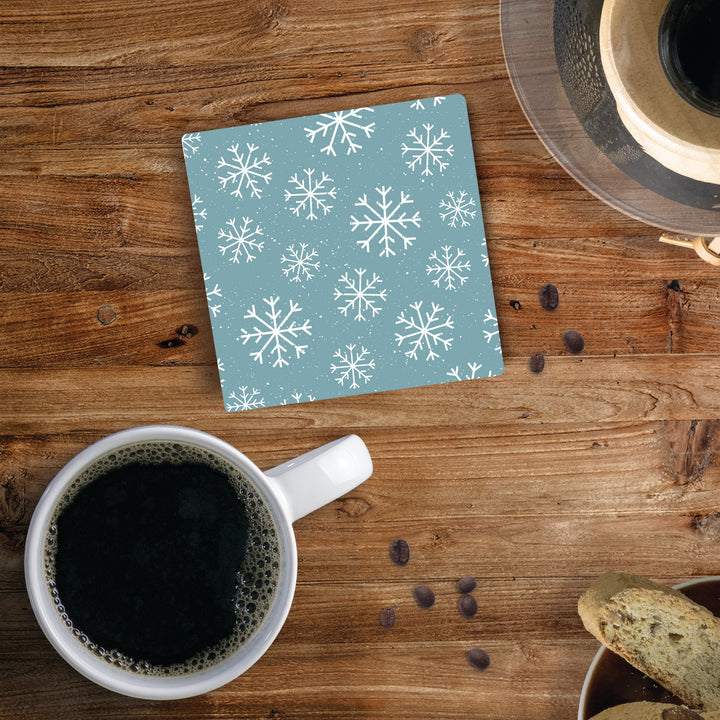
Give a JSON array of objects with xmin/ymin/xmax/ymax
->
[{"xmin": 183, "ymin": 94, "xmax": 503, "ymax": 412}]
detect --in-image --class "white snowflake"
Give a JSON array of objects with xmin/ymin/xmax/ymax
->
[
  {"xmin": 350, "ymin": 186, "xmax": 421, "ymax": 258},
  {"xmin": 481, "ymin": 236, "xmax": 489, "ymax": 267},
  {"xmin": 192, "ymin": 195, "xmax": 207, "ymax": 232},
  {"xmin": 281, "ymin": 392, "xmax": 317, "ymax": 405},
  {"xmin": 426, "ymin": 245, "xmax": 471, "ymax": 290},
  {"xmin": 218, "ymin": 217, "xmax": 264, "ymax": 263},
  {"xmin": 182, "ymin": 133, "xmax": 201, "ymax": 159},
  {"xmin": 402, "ymin": 124, "xmax": 454, "ymax": 176},
  {"xmin": 240, "ymin": 296, "xmax": 312, "ymax": 368},
  {"xmin": 285, "ymin": 168, "xmax": 336, "ymax": 220},
  {"xmin": 334, "ymin": 268, "xmax": 387, "ymax": 321},
  {"xmin": 483, "ymin": 309, "xmax": 501, "ymax": 351},
  {"xmin": 305, "ymin": 108, "xmax": 375, "ymax": 156},
  {"xmin": 331, "ymin": 344, "xmax": 375, "ymax": 389},
  {"xmin": 217, "ymin": 143, "xmax": 272, "ymax": 199},
  {"xmin": 446, "ymin": 362, "xmax": 483, "ymax": 381},
  {"xmin": 204, "ymin": 273, "xmax": 223, "ymax": 317},
  {"xmin": 439, "ymin": 190, "xmax": 476, "ymax": 227},
  {"xmin": 410, "ymin": 97, "xmax": 446, "ymax": 110},
  {"xmin": 281, "ymin": 243, "xmax": 320, "ymax": 283},
  {"xmin": 395, "ymin": 301, "xmax": 454, "ymax": 361},
  {"xmin": 226, "ymin": 386, "xmax": 266, "ymax": 412}
]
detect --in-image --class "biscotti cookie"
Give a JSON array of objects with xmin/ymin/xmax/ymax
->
[
  {"xmin": 579, "ymin": 573, "xmax": 720, "ymax": 712},
  {"xmin": 589, "ymin": 701, "xmax": 720, "ymax": 720}
]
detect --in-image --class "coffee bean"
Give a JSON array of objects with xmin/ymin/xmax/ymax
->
[
  {"xmin": 509, "ymin": 300, "xmax": 522, "ymax": 311},
  {"xmin": 413, "ymin": 585, "xmax": 435, "ymax": 608},
  {"xmin": 456, "ymin": 575, "xmax": 477, "ymax": 594},
  {"xmin": 379, "ymin": 607, "xmax": 396, "ymax": 628},
  {"xmin": 563, "ymin": 330, "xmax": 585, "ymax": 354},
  {"xmin": 467, "ymin": 647, "xmax": 491, "ymax": 670},
  {"xmin": 389, "ymin": 538, "xmax": 410, "ymax": 565},
  {"xmin": 539, "ymin": 283, "xmax": 559, "ymax": 311},
  {"xmin": 529, "ymin": 353, "xmax": 545, "ymax": 374},
  {"xmin": 459, "ymin": 594, "xmax": 478, "ymax": 618}
]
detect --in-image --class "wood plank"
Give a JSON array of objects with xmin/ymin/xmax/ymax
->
[
  {"xmin": 0, "ymin": 1, "xmax": 502, "ymax": 68},
  {"xmin": 3, "ymin": 355, "xmax": 720, "ymax": 429},
  {"xmin": 0, "ymin": 635, "xmax": 592, "ymax": 719},
  {"xmin": 3, "ymin": 238, "xmax": 719, "ymax": 363}
]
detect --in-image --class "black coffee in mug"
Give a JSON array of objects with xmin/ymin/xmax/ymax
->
[{"xmin": 43, "ymin": 442, "xmax": 281, "ymax": 675}]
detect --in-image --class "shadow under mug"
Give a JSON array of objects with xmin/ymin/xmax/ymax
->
[{"xmin": 24, "ymin": 425, "xmax": 373, "ymax": 700}]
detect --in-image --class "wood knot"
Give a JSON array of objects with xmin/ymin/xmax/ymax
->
[
  {"xmin": 158, "ymin": 324, "xmax": 198, "ymax": 349},
  {"xmin": 96, "ymin": 305, "xmax": 117, "ymax": 326},
  {"xmin": 665, "ymin": 279, "xmax": 689, "ymax": 353},
  {"xmin": 689, "ymin": 512, "xmax": 720, "ymax": 540},
  {"xmin": 665, "ymin": 419, "xmax": 720, "ymax": 485},
  {"xmin": 255, "ymin": 0, "xmax": 287, "ymax": 31},
  {"xmin": 1, "ymin": 473, "xmax": 27, "ymax": 550},
  {"xmin": 335, "ymin": 496, "xmax": 371, "ymax": 519},
  {"xmin": 409, "ymin": 29, "xmax": 447, "ymax": 61}
]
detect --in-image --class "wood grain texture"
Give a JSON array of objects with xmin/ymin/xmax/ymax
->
[{"xmin": 2, "ymin": 0, "xmax": 720, "ymax": 718}]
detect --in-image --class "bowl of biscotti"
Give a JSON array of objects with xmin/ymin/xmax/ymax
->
[{"xmin": 578, "ymin": 572, "xmax": 720, "ymax": 720}]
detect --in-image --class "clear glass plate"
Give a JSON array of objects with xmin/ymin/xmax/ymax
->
[{"xmin": 501, "ymin": 0, "xmax": 720, "ymax": 237}]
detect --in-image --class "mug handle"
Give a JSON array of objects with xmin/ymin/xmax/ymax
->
[{"xmin": 264, "ymin": 435, "xmax": 373, "ymax": 522}]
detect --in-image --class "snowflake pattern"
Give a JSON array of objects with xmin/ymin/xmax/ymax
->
[
  {"xmin": 439, "ymin": 190, "xmax": 476, "ymax": 227},
  {"xmin": 331, "ymin": 345, "xmax": 375, "ymax": 389},
  {"xmin": 446, "ymin": 362, "xmax": 483, "ymax": 381},
  {"xmin": 226, "ymin": 386, "xmax": 266, "ymax": 412},
  {"xmin": 395, "ymin": 301, "xmax": 454, "ymax": 361},
  {"xmin": 281, "ymin": 243, "xmax": 320, "ymax": 282},
  {"xmin": 204, "ymin": 273, "xmax": 222, "ymax": 317},
  {"xmin": 402, "ymin": 124, "xmax": 454, "ymax": 176},
  {"xmin": 240, "ymin": 296, "xmax": 312, "ymax": 368},
  {"xmin": 285, "ymin": 168, "xmax": 336, "ymax": 220},
  {"xmin": 192, "ymin": 195, "xmax": 207, "ymax": 232},
  {"xmin": 305, "ymin": 108, "xmax": 375, "ymax": 156},
  {"xmin": 182, "ymin": 133, "xmax": 201, "ymax": 159},
  {"xmin": 334, "ymin": 268, "xmax": 387, "ymax": 321},
  {"xmin": 183, "ymin": 96, "xmax": 504, "ymax": 409},
  {"xmin": 217, "ymin": 143, "xmax": 272, "ymax": 199},
  {"xmin": 426, "ymin": 246, "xmax": 471, "ymax": 291},
  {"xmin": 218, "ymin": 217, "xmax": 264, "ymax": 263},
  {"xmin": 410, "ymin": 97, "xmax": 446, "ymax": 110},
  {"xmin": 483, "ymin": 309, "xmax": 501, "ymax": 351},
  {"xmin": 281, "ymin": 392, "xmax": 317, "ymax": 405},
  {"xmin": 350, "ymin": 186, "xmax": 421, "ymax": 258}
]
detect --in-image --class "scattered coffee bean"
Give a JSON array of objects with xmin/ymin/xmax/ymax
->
[
  {"xmin": 539, "ymin": 283, "xmax": 559, "ymax": 311},
  {"xmin": 509, "ymin": 300, "xmax": 522, "ymax": 311},
  {"xmin": 467, "ymin": 647, "xmax": 491, "ymax": 671},
  {"xmin": 563, "ymin": 330, "xmax": 585, "ymax": 354},
  {"xmin": 389, "ymin": 538, "xmax": 410, "ymax": 565},
  {"xmin": 529, "ymin": 353, "xmax": 545, "ymax": 374},
  {"xmin": 459, "ymin": 594, "xmax": 478, "ymax": 618},
  {"xmin": 413, "ymin": 585, "xmax": 435, "ymax": 608},
  {"xmin": 379, "ymin": 606, "xmax": 396, "ymax": 628},
  {"xmin": 457, "ymin": 575, "xmax": 477, "ymax": 594}
]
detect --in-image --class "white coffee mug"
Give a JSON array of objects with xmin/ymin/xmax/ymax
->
[{"xmin": 24, "ymin": 425, "xmax": 373, "ymax": 700}]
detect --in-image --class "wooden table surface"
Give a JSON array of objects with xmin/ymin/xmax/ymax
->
[{"xmin": 3, "ymin": 1, "xmax": 720, "ymax": 718}]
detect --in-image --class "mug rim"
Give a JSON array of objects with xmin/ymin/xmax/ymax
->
[
  {"xmin": 577, "ymin": 574, "xmax": 720, "ymax": 720},
  {"xmin": 24, "ymin": 424, "xmax": 299, "ymax": 700}
]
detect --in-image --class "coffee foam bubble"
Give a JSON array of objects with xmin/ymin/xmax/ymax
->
[{"xmin": 43, "ymin": 441, "xmax": 281, "ymax": 677}]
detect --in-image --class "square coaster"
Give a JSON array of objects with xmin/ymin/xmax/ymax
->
[{"xmin": 183, "ymin": 94, "xmax": 503, "ymax": 411}]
